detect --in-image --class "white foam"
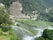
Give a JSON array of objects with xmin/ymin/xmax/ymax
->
[
  {"xmin": 48, "ymin": 26, "xmax": 53, "ymax": 30},
  {"xmin": 23, "ymin": 36, "xmax": 33, "ymax": 40}
]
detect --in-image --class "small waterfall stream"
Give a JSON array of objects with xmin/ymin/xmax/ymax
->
[
  {"xmin": 23, "ymin": 27, "xmax": 53, "ymax": 40},
  {"xmin": 11, "ymin": 20, "xmax": 53, "ymax": 40},
  {"xmin": 23, "ymin": 28, "xmax": 44, "ymax": 40}
]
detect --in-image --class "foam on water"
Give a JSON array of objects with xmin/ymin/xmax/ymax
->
[
  {"xmin": 23, "ymin": 36, "xmax": 33, "ymax": 40},
  {"xmin": 13, "ymin": 21, "xmax": 53, "ymax": 40},
  {"xmin": 23, "ymin": 26, "xmax": 53, "ymax": 40},
  {"xmin": 48, "ymin": 26, "xmax": 53, "ymax": 30}
]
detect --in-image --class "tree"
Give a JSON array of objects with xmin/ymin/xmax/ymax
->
[
  {"xmin": 2, "ymin": 0, "xmax": 13, "ymax": 8},
  {"xmin": 35, "ymin": 37, "xmax": 45, "ymax": 40},
  {"xmin": 35, "ymin": 29, "xmax": 53, "ymax": 40},
  {"xmin": 42, "ymin": 29, "xmax": 53, "ymax": 40},
  {"xmin": 0, "ymin": 3, "xmax": 12, "ymax": 31},
  {"xmin": 0, "ymin": 3, "xmax": 11, "ymax": 24}
]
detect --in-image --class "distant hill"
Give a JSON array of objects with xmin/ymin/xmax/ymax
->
[
  {"xmin": 0, "ymin": 0, "xmax": 53, "ymax": 21},
  {"xmin": 19, "ymin": 0, "xmax": 53, "ymax": 13},
  {"xmin": 0, "ymin": 0, "xmax": 53, "ymax": 13}
]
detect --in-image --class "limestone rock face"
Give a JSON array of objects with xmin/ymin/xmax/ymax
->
[{"xmin": 9, "ymin": 0, "xmax": 30, "ymax": 19}]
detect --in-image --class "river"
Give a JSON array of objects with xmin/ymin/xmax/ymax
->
[{"xmin": 11, "ymin": 20, "xmax": 53, "ymax": 40}]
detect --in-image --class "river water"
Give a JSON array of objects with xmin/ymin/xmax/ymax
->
[{"xmin": 11, "ymin": 20, "xmax": 53, "ymax": 40}]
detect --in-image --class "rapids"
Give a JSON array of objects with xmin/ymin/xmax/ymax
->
[{"xmin": 11, "ymin": 20, "xmax": 53, "ymax": 40}]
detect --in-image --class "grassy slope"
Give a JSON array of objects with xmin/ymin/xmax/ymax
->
[
  {"xmin": 17, "ymin": 19, "xmax": 53, "ymax": 27},
  {"xmin": 0, "ymin": 36, "xmax": 10, "ymax": 40},
  {"xmin": 15, "ymin": 19, "xmax": 53, "ymax": 35},
  {"xmin": 0, "ymin": 29, "xmax": 16, "ymax": 40}
]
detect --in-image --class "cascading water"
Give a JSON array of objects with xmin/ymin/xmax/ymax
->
[
  {"xmin": 11, "ymin": 20, "xmax": 53, "ymax": 40},
  {"xmin": 48, "ymin": 26, "xmax": 53, "ymax": 30},
  {"xmin": 33, "ymin": 28, "xmax": 44, "ymax": 38},
  {"xmin": 23, "ymin": 27, "xmax": 53, "ymax": 40},
  {"xmin": 23, "ymin": 35, "xmax": 33, "ymax": 40},
  {"xmin": 23, "ymin": 28, "xmax": 44, "ymax": 40},
  {"xmin": 11, "ymin": 20, "xmax": 35, "ymax": 40}
]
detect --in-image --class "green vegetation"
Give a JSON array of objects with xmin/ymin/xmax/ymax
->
[
  {"xmin": 16, "ymin": 19, "xmax": 53, "ymax": 36},
  {"xmin": 35, "ymin": 29, "xmax": 53, "ymax": 40},
  {"xmin": 0, "ymin": 28, "xmax": 17, "ymax": 40},
  {"xmin": 0, "ymin": 4, "xmax": 17, "ymax": 40},
  {"xmin": 0, "ymin": 0, "xmax": 53, "ymax": 22},
  {"xmin": 0, "ymin": 0, "xmax": 53, "ymax": 40},
  {"xmin": 17, "ymin": 19, "xmax": 53, "ymax": 27},
  {"xmin": 19, "ymin": 0, "xmax": 48, "ymax": 13},
  {"xmin": 0, "ymin": 0, "xmax": 13, "ymax": 8},
  {"xmin": 19, "ymin": 0, "xmax": 53, "ymax": 22},
  {"xmin": 0, "ymin": 3, "xmax": 12, "ymax": 32},
  {"xmin": 19, "ymin": 0, "xmax": 53, "ymax": 13},
  {"xmin": 0, "ymin": 5, "xmax": 11, "ymax": 23},
  {"xmin": 42, "ymin": 29, "xmax": 53, "ymax": 40},
  {"xmin": 38, "ymin": 8, "xmax": 53, "ymax": 22}
]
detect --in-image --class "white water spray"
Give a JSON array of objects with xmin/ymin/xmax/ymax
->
[
  {"xmin": 48, "ymin": 26, "xmax": 53, "ymax": 30},
  {"xmin": 23, "ymin": 26, "xmax": 53, "ymax": 40},
  {"xmin": 23, "ymin": 28, "xmax": 44, "ymax": 40},
  {"xmin": 23, "ymin": 35, "xmax": 33, "ymax": 40},
  {"xmin": 12, "ymin": 21, "xmax": 53, "ymax": 40}
]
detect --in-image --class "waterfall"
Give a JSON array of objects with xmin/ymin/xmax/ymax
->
[
  {"xmin": 22, "ymin": 26, "xmax": 53, "ymax": 40},
  {"xmin": 23, "ymin": 35, "xmax": 33, "ymax": 40},
  {"xmin": 48, "ymin": 26, "xmax": 53, "ymax": 30},
  {"xmin": 34, "ymin": 29, "xmax": 44, "ymax": 38},
  {"xmin": 23, "ymin": 28, "xmax": 44, "ymax": 40},
  {"xmin": 11, "ymin": 20, "xmax": 53, "ymax": 40},
  {"xmin": 11, "ymin": 21, "xmax": 35, "ymax": 40}
]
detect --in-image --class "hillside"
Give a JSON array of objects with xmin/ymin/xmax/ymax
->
[
  {"xmin": 19, "ymin": 0, "xmax": 53, "ymax": 13},
  {"xmin": 19, "ymin": 0, "xmax": 53, "ymax": 21},
  {"xmin": 0, "ymin": 0, "xmax": 53, "ymax": 40},
  {"xmin": 0, "ymin": 0, "xmax": 53, "ymax": 13},
  {"xmin": 0, "ymin": 0, "xmax": 53, "ymax": 21}
]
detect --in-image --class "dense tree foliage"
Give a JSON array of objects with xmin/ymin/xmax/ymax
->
[
  {"xmin": 0, "ymin": 4, "xmax": 12, "ymax": 32},
  {"xmin": 2, "ymin": 0, "xmax": 13, "ymax": 8},
  {"xmin": 0, "ymin": 3, "xmax": 17, "ymax": 40},
  {"xmin": 0, "ymin": 0, "xmax": 53, "ymax": 22},
  {"xmin": 38, "ymin": 8, "xmax": 53, "ymax": 22},
  {"xmin": 19, "ymin": 0, "xmax": 53, "ymax": 13},
  {"xmin": 0, "ymin": 4, "xmax": 11, "ymax": 24},
  {"xmin": 19, "ymin": 0, "xmax": 48, "ymax": 12},
  {"xmin": 35, "ymin": 29, "xmax": 53, "ymax": 40},
  {"xmin": 0, "ymin": 0, "xmax": 13, "ymax": 8},
  {"xmin": 19, "ymin": 0, "xmax": 53, "ymax": 22},
  {"xmin": 0, "ymin": 0, "xmax": 53, "ymax": 40},
  {"xmin": 42, "ymin": 29, "xmax": 53, "ymax": 40}
]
